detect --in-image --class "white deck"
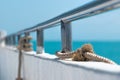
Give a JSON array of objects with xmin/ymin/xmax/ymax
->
[{"xmin": 0, "ymin": 46, "xmax": 120, "ymax": 80}]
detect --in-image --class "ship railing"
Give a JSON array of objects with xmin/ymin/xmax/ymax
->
[{"xmin": 2, "ymin": 0, "xmax": 120, "ymax": 54}]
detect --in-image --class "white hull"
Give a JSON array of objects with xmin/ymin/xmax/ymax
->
[{"xmin": 0, "ymin": 47, "xmax": 120, "ymax": 80}]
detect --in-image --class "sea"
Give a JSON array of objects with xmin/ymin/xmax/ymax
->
[{"xmin": 32, "ymin": 40, "xmax": 120, "ymax": 64}]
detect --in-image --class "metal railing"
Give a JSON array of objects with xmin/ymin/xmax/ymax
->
[{"xmin": 3, "ymin": 0, "xmax": 120, "ymax": 53}]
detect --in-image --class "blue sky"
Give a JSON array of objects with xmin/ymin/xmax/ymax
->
[{"xmin": 0, "ymin": 0, "xmax": 120, "ymax": 41}]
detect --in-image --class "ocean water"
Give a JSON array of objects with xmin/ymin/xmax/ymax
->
[{"xmin": 32, "ymin": 41, "xmax": 120, "ymax": 64}]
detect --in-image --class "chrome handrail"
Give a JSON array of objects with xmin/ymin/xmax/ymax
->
[{"xmin": 4, "ymin": 0, "xmax": 120, "ymax": 53}]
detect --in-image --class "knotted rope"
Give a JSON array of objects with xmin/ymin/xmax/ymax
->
[
  {"xmin": 16, "ymin": 36, "xmax": 32, "ymax": 80},
  {"xmin": 56, "ymin": 44, "xmax": 116, "ymax": 64}
]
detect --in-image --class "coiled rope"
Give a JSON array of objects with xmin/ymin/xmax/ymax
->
[{"xmin": 56, "ymin": 44, "xmax": 116, "ymax": 64}]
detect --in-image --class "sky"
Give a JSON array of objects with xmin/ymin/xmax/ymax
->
[{"xmin": 0, "ymin": 0, "xmax": 120, "ymax": 41}]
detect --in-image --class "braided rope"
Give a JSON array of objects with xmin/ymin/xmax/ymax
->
[
  {"xmin": 84, "ymin": 52, "xmax": 116, "ymax": 64},
  {"xmin": 56, "ymin": 52, "xmax": 73, "ymax": 59},
  {"xmin": 56, "ymin": 44, "xmax": 116, "ymax": 64}
]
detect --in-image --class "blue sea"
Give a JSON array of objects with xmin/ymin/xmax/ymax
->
[{"xmin": 32, "ymin": 41, "xmax": 120, "ymax": 64}]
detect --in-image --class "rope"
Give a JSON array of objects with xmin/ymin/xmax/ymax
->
[
  {"xmin": 16, "ymin": 36, "xmax": 32, "ymax": 80},
  {"xmin": 56, "ymin": 44, "xmax": 117, "ymax": 64},
  {"xmin": 16, "ymin": 50, "xmax": 23, "ymax": 80}
]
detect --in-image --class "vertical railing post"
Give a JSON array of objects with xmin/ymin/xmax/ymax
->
[
  {"xmin": 13, "ymin": 35, "xmax": 16, "ymax": 46},
  {"xmin": 37, "ymin": 29, "xmax": 44, "ymax": 54},
  {"xmin": 10, "ymin": 36, "xmax": 12, "ymax": 46},
  {"xmin": 5, "ymin": 37, "xmax": 8, "ymax": 45},
  {"xmin": 11, "ymin": 36, "xmax": 14, "ymax": 46},
  {"xmin": 25, "ymin": 33, "xmax": 30, "ymax": 36},
  {"xmin": 8, "ymin": 36, "xmax": 10, "ymax": 45},
  {"xmin": 6, "ymin": 37, "xmax": 8, "ymax": 45},
  {"xmin": 9, "ymin": 36, "xmax": 12, "ymax": 46},
  {"xmin": 61, "ymin": 20, "xmax": 72, "ymax": 52},
  {"xmin": 18, "ymin": 35, "xmax": 21, "ymax": 44}
]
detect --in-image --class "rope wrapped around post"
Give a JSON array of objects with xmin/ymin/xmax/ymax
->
[
  {"xmin": 56, "ymin": 44, "xmax": 116, "ymax": 64},
  {"xmin": 16, "ymin": 36, "xmax": 32, "ymax": 80}
]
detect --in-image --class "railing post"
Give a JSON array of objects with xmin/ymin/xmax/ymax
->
[
  {"xmin": 8, "ymin": 37, "xmax": 10, "ymax": 46},
  {"xmin": 18, "ymin": 35, "xmax": 21, "ymax": 44},
  {"xmin": 25, "ymin": 33, "xmax": 30, "ymax": 36},
  {"xmin": 5, "ymin": 37, "xmax": 8, "ymax": 45},
  {"xmin": 13, "ymin": 35, "xmax": 16, "ymax": 46},
  {"xmin": 10, "ymin": 36, "xmax": 12, "ymax": 46},
  {"xmin": 61, "ymin": 20, "xmax": 72, "ymax": 52},
  {"xmin": 10, "ymin": 36, "xmax": 13, "ymax": 46},
  {"xmin": 37, "ymin": 29, "xmax": 44, "ymax": 54}
]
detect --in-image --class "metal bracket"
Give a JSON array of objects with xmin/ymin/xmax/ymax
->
[
  {"xmin": 61, "ymin": 20, "xmax": 72, "ymax": 52},
  {"xmin": 37, "ymin": 29, "xmax": 44, "ymax": 54}
]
